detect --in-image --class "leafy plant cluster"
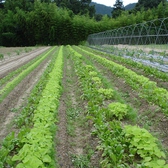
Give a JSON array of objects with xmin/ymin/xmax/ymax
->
[
  {"xmin": 0, "ymin": 53, "xmax": 4, "ymax": 60},
  {"xmin": 68, "ymin": 46, "xmax": 116, "ymax": 106},
  {"xmin": 0, "ymin": 47, "xmax": 55, "ymax": 103},
  {"xmin": 107, "ymin": 102, "xmax": 128, "ymax": 120},
  {"xmin": 0, "ymin": 127, "xmax": 31, "ymax": 167},
  {"xmin": 68, "ymin": 46, "xmax": 168, "ymax": 167},
  {"xmin": 77, "ymin": 46, "xmax": 168, "ymax": 115},
  {"xmin": 15, "ymin": 47, "xmax": 60, "ymax": 128},
  {"xmin": 110, "ymin": 47, "xmax": 168, "ymax": 81},
  {"xmin": 98, "ymin": 88, "xmax": 114, "ymax": 100},
  {"xmin": 83, "ymin": 45, "xmax": 168, "ymax": 83},
  {"xmin": 125, "ymin": 125, "xmax": 168, "ymax": 168},
  {"xmin": 11, "ymin": 46, "xmax": 64, "ymax": 167}
]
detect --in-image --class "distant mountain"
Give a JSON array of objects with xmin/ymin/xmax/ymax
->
[
  {"xmin": 90, "ymin": 2, "xmax": 136, "ymax": 16},
  {"xmin": 90, "ymin": 2, "xmax": 113, "ymax": 16},
  {"xmin": 125, "ymin": 3, "xmax": 136, "ymax": 10}
]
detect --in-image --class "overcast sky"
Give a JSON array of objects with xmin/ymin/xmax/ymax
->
[{"xmin": 92, "ymin": 0, "xmax": 138, "ymax": 7}]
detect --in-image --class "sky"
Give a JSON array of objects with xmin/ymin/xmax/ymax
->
[{"xmin": 92, "ymin": 0, "xmax": 138, "ymax": 7}]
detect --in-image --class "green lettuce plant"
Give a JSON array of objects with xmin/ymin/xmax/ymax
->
[
  {"xmin": 98, "ymin": 88, "xmax": 114, "ymax": 100},
  {"xmin": 107, "ymin": 102, "xmax": 128, "ymax": 120},
  {"xmin": 125, "ymin": 125, "xmax": 168, "ymax": 168}
]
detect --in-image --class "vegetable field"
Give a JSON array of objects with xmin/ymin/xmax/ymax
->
[{"xmin": 0, "ymin": 45, "xmax": 168, "ymax": 168}]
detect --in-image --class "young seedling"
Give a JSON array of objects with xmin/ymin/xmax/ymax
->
[{"xmin": 0, "ymin": 53, "xmax": 4, "ymax": 60}]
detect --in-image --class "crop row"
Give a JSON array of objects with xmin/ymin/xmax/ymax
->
[
  {"xmin": 0, "ymin": 47, "xmax": 55, "ymax": 103},
  {"xmin": 76, "ymin": 46, "xmax": 168, "ymax": 115},
  {"xmin": 11, "ymin": 46, "xmax": 63, "ymax": 167},
  {"xmin": 68, "ymin": 45, "xmax": 168, "ymax": 168},
  {"xmin": 15, "ymin": 47, "xmax": 60, "ymax": 128}
]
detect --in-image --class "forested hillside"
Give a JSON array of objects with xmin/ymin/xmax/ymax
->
[
  {"xmin": 0, "ymin": 0, "xmax": 168, "ymax": 46},
  {"xmin": 90, "ymin": 2, "xmax": 136, "ymax": 16},
  {"xmin": 125, "ymin": 3, "xmax": 136, "ymax": 10},
  {"xmin": 90, "ymin": 2, "xmax": 113, "ymax": 16}
]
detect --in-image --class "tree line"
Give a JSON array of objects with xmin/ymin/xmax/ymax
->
[
  {"xmin": 0, "ymin": 0, "xmax": 168, "ymax": 46},
  {"xmin": 112, "ymin": 0, "xmax": 167, "ymax": 18}
]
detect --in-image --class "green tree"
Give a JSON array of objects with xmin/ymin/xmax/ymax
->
[
  {"xmin": 112, "ymin": 0, "xmax": 125, "ymax": 18},
  {"xmin": 0, "ymin": 9, "xmax": 4, "ymax": 45},
  {"xmin": 1, "ymin": 10, "xmax": 16, "ymax": 46},
  {"xmin": 54, "ymin": 0, "xmax": 95, "ymax": 17},
  {"xmin": 0, "ymin": 0, "xmax": 4, "ymax": 9},
  {"xmin": 156, "ymin": 1, "xmax": 168, "ymax": 18},
  {"xmin": 94, "ymin": 14, "xmax": 103, "ymax": 21},
  {"xmin": 135, "ymin": 0, "xmax": 166, "ymax": 11},
  {"xmin": 4, "ymin": 0, "xmax": 34, "ymax": 12}
]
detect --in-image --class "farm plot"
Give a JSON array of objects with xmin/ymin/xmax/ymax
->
[
  {"xmin": 0, "ymin": 45, "xmax": 168, "ymax": 168},
  {"xmin": 69, "ymin": 46, "xmax": 168, "ymax": 167}
]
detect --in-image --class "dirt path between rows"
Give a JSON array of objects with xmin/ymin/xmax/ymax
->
[
  {"xmin": 0, "ymin": 53, "xmax": 51, "ymax": 142},
  {"xmin": 56, "ymin": 52, "xmax": 100, "ymax": 167},
  {"xmin": 0, "ymin": 47, "xmax": 50, "ymax": 79},
  {"xmin": 56, "ymin": 55, "xmax": 77, "ymax": 167}
]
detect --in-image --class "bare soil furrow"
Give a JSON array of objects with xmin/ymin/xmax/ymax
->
[
  {"xmin": 56, "ymin": 55, "xmax": 72, "ymax": 167},
  {"xmin": 0, "ymin": 47, "xmax": 50, "ymax": 79},
  {"xmin": 56, "ymin": 98, "xmax": 71, "ymax": 167},
  {"xmin": 56, "ymin": 52, "xmax": 100, "ymax": 168}
]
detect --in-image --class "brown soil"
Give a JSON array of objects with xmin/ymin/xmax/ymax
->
[
  {"xmin": 0, "ymin": 47, "xmax": 46, "ymax": 61},
  {"xmin": 0, "ymin": 48, "xmax": 51, "ymax": 142},
  {"xmin": 0, "ymin": 47, "xmax": 50, "ymax": 79},
  {"xmin": 56, "ymin": 54, "xmax": 85, "ymax": 167},
  {"xmin": 56, "ymin": 52, "xmax": 100, "ymax": 167},
  {"xmin": 0, "ymin": 47, "xmax": 30, "ymax": 56}
]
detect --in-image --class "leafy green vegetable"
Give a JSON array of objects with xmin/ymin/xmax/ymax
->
[
  {"xmin": 98, "ymin": 88, "xmax": 114, "ymax": 99},
  {"xmin": 107, "ymin": 102, "xmax": 128, "ymax": 120}
]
